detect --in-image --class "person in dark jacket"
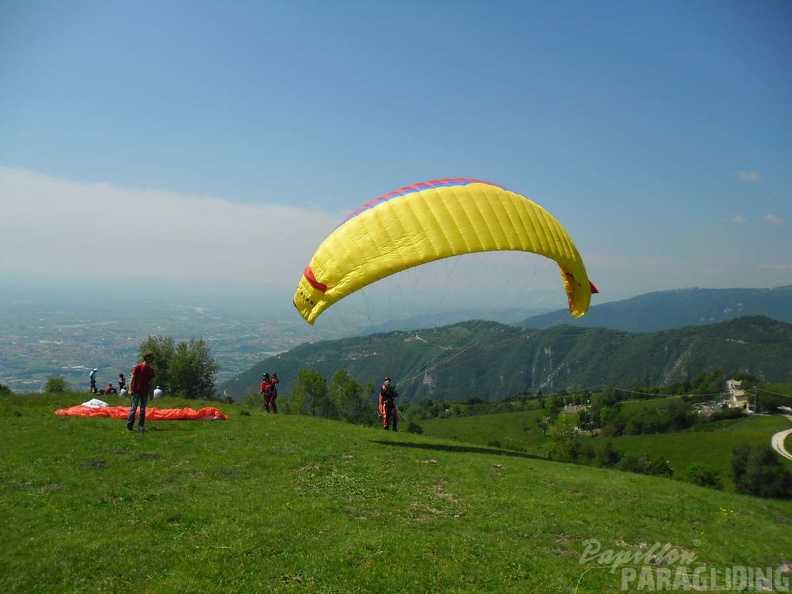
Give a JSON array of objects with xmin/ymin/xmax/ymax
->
[{"xmin": 379, "ymin": 377, "xmax": 398, "ymax": 431}]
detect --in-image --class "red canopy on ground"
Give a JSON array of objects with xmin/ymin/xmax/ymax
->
[{"xmin": 54, "ymin": 405, "xmax": 228, "ymax": 421}]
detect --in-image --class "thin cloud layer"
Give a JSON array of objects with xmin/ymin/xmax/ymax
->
[
  {"xmin": 759, "ymin": 263, "xmax": 792, "ymax": 270},
  {"xmin": 0, "ymin": 167, "xmax": 341, "ymax": 290},
  {"xmin": 2, "ymin": 168, "xmax": 791, "ymax": 306},
  {"xmin": 736, "ymin": 170, "xmax": 761, "ymax": 182}
]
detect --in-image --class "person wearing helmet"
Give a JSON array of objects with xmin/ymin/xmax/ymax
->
[
  {"xmin": 379, "ymin": 376, "xmax": 398, "ymax": 431},
  {"xmin": 266, "ymin": 372, "xmax": 279, "ymax": 413},
  {"xmin": 259, "ymin": 373, "xmax": 280, "ymax": 413},
  {"xmin": 259, "ymin": 374, "xmax": 270, "ymax": 411}
]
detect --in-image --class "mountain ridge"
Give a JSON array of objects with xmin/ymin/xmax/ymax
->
[
  {"xmin": 519, "ymin": 284, "xmax": 792, "ymax": 332},
  {"xmin": 220, "ymin": 286, "xmax": 792, "ymax": 401},
  {"xmin": 220, "ymin": 314, "xmax": 792, "ymax": 403}
]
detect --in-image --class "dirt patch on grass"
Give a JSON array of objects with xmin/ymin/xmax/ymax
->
[{"xmin": 138, "ymin": 453, "xmax": 162, "ymax": 460}]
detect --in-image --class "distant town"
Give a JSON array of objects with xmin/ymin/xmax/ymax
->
[{"xmin": 0, "ymin": 292, "xmax": 363, "ymax": 393}]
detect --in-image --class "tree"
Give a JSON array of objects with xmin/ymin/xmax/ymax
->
[
  {"xmin": 289, "ymin": 369, "xmax": 329, "ymax": 417},
  {"xmin": 549, "ymin": 412, "xmax": 579, "ymax": 439},
  {"xmin": 597, "ymin": 441, "xmax": 623, "ymax": 467},
  {"xmin": 138, "ymin": 336, "xmax": 219, "ymax": 399},
  {"xmin": 329, "ymin": 370, "xmax": 376, "ymax": 425},
  {"xmin": 44, "ymin": 377, "xmax": 70, "ymax": 393},
  {"xmin": 0, "ymin": 383, "xmax": 12, "ymax": 395},
  {"xmin": 733, "ymin": 444, "xmax": 792, "ymax": 498},
  {"xmin": 170, "ymin": 339, "xmax": 220, "ymax": 399},
  {"xmin": 138, "ymin": 336, "xmax": 175, "ymax": 392}
]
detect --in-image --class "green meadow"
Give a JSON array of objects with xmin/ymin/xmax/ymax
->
[
  {"xmin": 420, "ymin": 398, "xmax": 792, "ymax": 489},
  {"xmin": 2, "ymin": 393, "xmax": 791, "ymax": 593}
]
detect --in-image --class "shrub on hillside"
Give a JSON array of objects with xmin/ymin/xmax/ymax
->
[
  {"xmin": 682, "ymin": 463, "xmax": 723, "ymax": 490},
  {"xmin": 244, "ymin": 391, "xmax": 266, "ymax": 410},
  {"xmin": 648, "ymin": 456, "xmax": 674, "ymax": 478},
  {"xmin": 406, "ymin": 421, "xmax": 423, "ymax": 434},
  {"xmin": 619, "ymin": 454, "xmax": 674, "ymax": 478},
  {"xmin": 0, "ymin": 383, "xmax": 12, "ymax": 395},
  {"xmin": 732, "ymin": 443, "xmax": 792, "ymax": 498},
  {"xmin": 44, "ymin": 377, "xmax": 70, "ymax": 393},
  {"xmin": 596, "ymin": 441, "xmax": 623, "ymax": 467},
  {"xmin": 708, "ymin": 408, "xmax": 745, "ymax": 422}
]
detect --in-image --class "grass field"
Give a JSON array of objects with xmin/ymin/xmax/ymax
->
[
  {"xmin": 2, "ymin": 393, "xmax": 791, "ymax": 593},
  {"xmin": 612, "ymin": 415, "xmax": 792, "ymax": 488},
  {"xmin": 419, "ymin": 399, "xmax": 792, "ymax": 487}
]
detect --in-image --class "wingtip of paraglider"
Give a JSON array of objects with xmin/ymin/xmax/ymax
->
[
  {"xmin": 590, "ymin": 280, "xmax": 599, "ymax": 294},
  {"xmin": 292, "ymin": 299, "xmax": 315, "ymax": 325}
]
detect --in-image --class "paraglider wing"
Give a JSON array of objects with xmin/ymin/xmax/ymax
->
[
  {"xmin": 293, "ymin": 178, "xmax": 595, "ymax": 324},
  {"xmin": 54, "ymin": 405, "xmax": 229, "ymax": 420}
]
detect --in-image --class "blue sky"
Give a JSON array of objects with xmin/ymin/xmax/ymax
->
[{"xmin": 1, "ymin": 0, "xmax": 790, "ymax": 317}]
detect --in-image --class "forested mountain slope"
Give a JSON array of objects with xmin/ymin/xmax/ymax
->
[{"xmin": 221, "ymin": 315, "xmax": 792, "ymax": 402}]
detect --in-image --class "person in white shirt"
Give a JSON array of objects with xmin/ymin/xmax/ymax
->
[{"xmin": 153, "ymin": 386, "xmax": 163, "ymax": 399}]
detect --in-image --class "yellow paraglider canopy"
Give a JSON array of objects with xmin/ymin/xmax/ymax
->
[{"xmin": 294, "ymin": 178, "xmax": 597, "ymax": 324}]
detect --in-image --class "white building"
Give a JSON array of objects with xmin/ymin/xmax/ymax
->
[{"xmin": 725, "ymin": 379, "xmax": 752, "ymax": 411}]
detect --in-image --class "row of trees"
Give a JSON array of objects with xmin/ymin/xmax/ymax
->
[
  {"xmin": 732, "ymin": 443, "xmax": 792, "ymax": 498},
  {"xmin": 544, "ymin": 431, "xmax": 792, "ymax": 498},
  {"xmin": 532, "ymin": 369, "xmax": 790, "ymax": 439},
  {"xmin": 136, "ymin": 336, "xmax": 220, "ymax": 399},
  {"xmin": 246, "ymin": 369, "xmax": 378, "ymax": 426}
]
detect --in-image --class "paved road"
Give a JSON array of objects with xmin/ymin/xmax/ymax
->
[{"xmin": 771, "ymin": 416, "xmax": 792, "ymax": 462}]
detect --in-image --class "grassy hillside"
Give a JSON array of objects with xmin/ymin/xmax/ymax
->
[
  {"xmin": 2, "ymin": 394, "xmax": 791, "ymax": 593},
  {"xmin": 419, "ymin": 399, "xmax": 792, "ymax": 489}
]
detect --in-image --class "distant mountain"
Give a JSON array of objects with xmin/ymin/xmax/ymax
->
[
  {"xmin": 520, "ymin": 285, "xmax": 792, "ymax": 332},
  {"xmin": 358, "ymin": 306, "xmax": 554, "ymax": 334},
  {"xmin": 219, "ymin": 315, "xmax": 792, "ymax": 403}
]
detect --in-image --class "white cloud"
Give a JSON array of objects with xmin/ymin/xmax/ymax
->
[
  {"xmin": 729, "ymin": 215, "xmax": 748, "ymax": 223},
  {"xmin": 736, "ymin": 170, "xmax": 761, "ymax": 182},
  {"xmin": 3, "ymin": 167, "xmax": 790, "ymax": 309},
  {"xmin": 0, "ymin": 167, "xmax": 341, "ymax": 291},
  {"xmin": 764, "ymin": 214, "xmax": 784, "ymax": 225}
]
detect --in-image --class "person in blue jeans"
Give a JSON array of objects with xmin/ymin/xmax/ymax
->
[{"xmin": 127, "ymin": 353, "xmax": 155, "ymax": 432}]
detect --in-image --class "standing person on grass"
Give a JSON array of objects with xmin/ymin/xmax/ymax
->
[
  {"xmin": 266, "ymin": 372, "xmax": 279, "ymax": 413},
  {"xmin": 259, "ymin": 374, "xmax": 270, "ymax": 410},
  {"xmin": 127, "ymin": 353, "xmax": 155, "ymax": 432},
  {"xmin": 379, "ymin": 376, "xmax": 398, "ymax": 431}
]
